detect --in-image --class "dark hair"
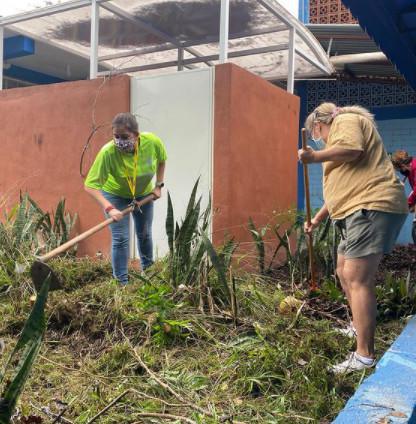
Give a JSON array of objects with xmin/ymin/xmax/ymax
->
[
  {"xmin": 112, "ymin": 113, "xmax": 139, "ymax": 134},
  {"xmin": 391, "ymin": 150, "xmax": 413, "ymax": 169}
]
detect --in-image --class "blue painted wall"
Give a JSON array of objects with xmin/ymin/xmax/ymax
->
[
  {"xmin": 296, "ymin": 80, "xmax": 416, "ymax": 244},
  {"xmin": 298, "ymin": 0, "xmax": 309, "ymax": 23}
]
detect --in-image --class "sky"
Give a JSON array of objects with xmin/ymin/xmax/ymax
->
[
  {"xmin": 279, "ymin": 0, "xmax": 299, "ymax": 18},
  {"xmin": 0, "ymin": 0, "xmax": 299, "ymax": 18}
]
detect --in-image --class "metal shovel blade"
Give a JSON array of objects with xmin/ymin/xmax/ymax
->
[{"xmin": 30, "ymin": 261, "xmax": 63, "ymax": 292}]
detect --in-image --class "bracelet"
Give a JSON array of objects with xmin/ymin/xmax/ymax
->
[{"xmin": 105, "ymin": 205, "xmax": 115, "ymax": 213}]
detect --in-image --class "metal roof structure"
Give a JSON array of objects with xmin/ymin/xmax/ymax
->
[
  {"xmin": 308, "ymin": 24, "xmax": 402, "ymax": 81},
  {"xmin": 0, "ymin": 0, "xmax": 334, "ymax": 92},
  {"xmin": 342, "ymin": 0, "xmax": 416, "ymax": 90}
]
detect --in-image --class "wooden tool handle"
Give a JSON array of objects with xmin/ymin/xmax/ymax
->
[
  {"xmin": 38, "ymin": 195, "xmax": 155, "ymax": 262},
  {"xmin": 301, "ymin": 128, "xmax": 318, "ymax": 290},
  {"xmin": 301, "ymin": 128, "xmax": 312, "ymax": 227}
]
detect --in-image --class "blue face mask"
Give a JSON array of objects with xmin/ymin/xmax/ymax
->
[
  {"xmin": 312, "ymin": 136, "xmax": 326, "ymax": 150},
  {"xmin": 311, "ymin": 125, "xmax": 326, "ymax": 150}
]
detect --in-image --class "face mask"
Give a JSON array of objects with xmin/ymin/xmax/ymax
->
[
  {"xmin": 311, "ymin": 131, "xmax": 326, "ymax": 150},
  {"xmin": 114, "ymin": 137, "xmax": 136, "ymax": 153}
]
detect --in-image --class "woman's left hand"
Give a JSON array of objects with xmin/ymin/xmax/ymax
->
[
  {"xmin": 152, "ymin": 186, "xmax": 162, "ymax": 199},
  {"xmin": 298, "ymin": 146, "xmax": 317, "ymax": 164}
]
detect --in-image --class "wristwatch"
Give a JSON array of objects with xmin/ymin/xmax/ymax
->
[{"xmin": 155, "ymin": 181, "xmax": 165, "ymax": 188}]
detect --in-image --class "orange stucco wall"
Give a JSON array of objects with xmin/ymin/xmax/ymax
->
[
  {"xmin": 0, "ymin": 75, "xmax": 130, "ymax": 256},
  {"xmin": 213, "ymin": 64, "xmax": 300, "ymax": 268}
]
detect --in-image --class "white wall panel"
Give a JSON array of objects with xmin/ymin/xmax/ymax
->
[{"xmin": 130, "ymin": 68, "xmax": 214, "ymax": 259}]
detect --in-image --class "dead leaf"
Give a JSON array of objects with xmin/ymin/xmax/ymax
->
[
  {"xmin": 389, "ymin": 411, "xmax": 407, "ymax": 418},
  {"xmin": 18, "ymin": 416, "xmax": 43, "ymax": 424}
]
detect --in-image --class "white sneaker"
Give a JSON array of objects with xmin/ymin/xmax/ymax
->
[
  {"xmin": 334, "ymin": 322, "xmax": 357, "ymax": 338},
  {"xmin": 329, "ymin": 352, "xmax": 376, "ymax": 374}
]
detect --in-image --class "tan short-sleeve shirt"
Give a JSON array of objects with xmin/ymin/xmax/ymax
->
[{"xmin": 323, "ymin": 113, "xmax": 408, "ymax": 219}]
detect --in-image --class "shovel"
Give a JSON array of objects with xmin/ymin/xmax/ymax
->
[{"xmin": 30, "ymin": 194, "xmax": 155, "ymax": 292}]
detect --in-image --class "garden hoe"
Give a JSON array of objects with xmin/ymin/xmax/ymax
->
[
  {"xmin": 301, "ymin": 128, "xmax": 318, "ymax": 292},
  {"xmin": 30, "ymin": 195, "xmax": 155, "ymax": 292}
]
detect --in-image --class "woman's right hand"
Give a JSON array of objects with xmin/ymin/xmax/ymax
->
[
  {"xmin": 108, "ymin": 208, "xmax": 124, "ymax": 222},
  {"xmin": 304, "ymin": 217, "xmax": 320, "ymax": 234}
]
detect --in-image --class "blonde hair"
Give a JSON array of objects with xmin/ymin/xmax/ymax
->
[{"xmin": 305, "ymin": 102, "xmax": 376, "ymax": 136}]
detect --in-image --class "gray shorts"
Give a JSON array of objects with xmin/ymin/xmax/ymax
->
[{"xmin": 335, "ymin": 209, "xmax": 407, "ymax": 259}]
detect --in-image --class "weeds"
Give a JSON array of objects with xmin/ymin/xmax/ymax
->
[
  {"xmin": 377, "ymin": 270, "xmax": 416, "ymax": 320},
  {"xmin": 1, "ymin": 270, "xmax": 405, "ymax": 423},
  {"xmin": 0, "ymin": 186, "xmax": 412, "ymax": 423}
]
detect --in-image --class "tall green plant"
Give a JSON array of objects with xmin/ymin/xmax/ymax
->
[
  {"xmin": 166, "ymin": 179, "xmax": 210, "ymax": 287},
  {"xmin": 247, "ymin": 212, "xmax": 299, "ymax": 277},
  {"xmin": 289, "ymin": 214, "xmax": 340, "ymax": 285},
  {"xmin": 165, "ymin": 180, "xmax": 237, "ymax": 308},
  {"xmin": 201, "ymin": 232, "xmax": 231, "ymax": 300},
  {"xmin": 247, "ymin": 210, "xmax": 340, "ymax": 287},
  {"xmin": 0, "ymin": 275, "xmax": 50, "ymax": 423},
  {"xmin": 248, "ymin": 218, "xmax": 267, "ymax": 275}
]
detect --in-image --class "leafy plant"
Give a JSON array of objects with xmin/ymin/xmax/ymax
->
[
  {"xmin": 165, "ymin": 179, "xmax": 238, "ymax": 310},
  {"xmin": 30, "ymin": 196, "xmax": 78, "ymax": 253},
  {"xmin": 166, "ymin": 178, "xmax": 210, "ymax": 287},
  {"xmin": 0, "ymin": 194, "xmax": 77, "ymax": 288},
  {"xmin": 135, "ymin": 280, "xmax": 191, "ymax": 346},
  {"xmin": 320, "ymin": 278, "xmax": 345, "ymax": 302},
  {"xmin": 376, "ymin": 271, "xmax": 416, "ymax": 320},
  {"xmin": 248, "ymin": 218, "xmax": 267, "ymax": 275},
  {"xmin": 0, "ymin": 274, "xmax": 50, "ymax": 423}
]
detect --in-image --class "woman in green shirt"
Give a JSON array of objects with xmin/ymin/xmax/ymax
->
[{"xmin": 84, "ymin": 113, "xmax": 167, "ymax": 284}]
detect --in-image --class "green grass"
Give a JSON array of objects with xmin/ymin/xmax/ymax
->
[{"xmin": 0, "ymin": 258, "xmax": 406, "ymax": 424}]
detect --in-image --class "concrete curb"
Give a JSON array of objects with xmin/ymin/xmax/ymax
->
[{"xmin": 334, "ymin": 316, "xmax": 416, "ymax": 424}]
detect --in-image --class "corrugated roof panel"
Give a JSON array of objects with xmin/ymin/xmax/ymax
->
[
  {"xmin": 0, "ymin": 0, "xmax": 334, "ymax": 81},
  {"xmin": 342, "ymin": 0, "xmax": 416, "ymax": 89}
]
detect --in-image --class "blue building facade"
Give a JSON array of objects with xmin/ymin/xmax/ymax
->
[{"xmin": 298, "ymin": 0, "xmax": 309, "ymax": 23}]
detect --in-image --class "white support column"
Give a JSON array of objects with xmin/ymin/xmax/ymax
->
[
  {"xmin": 287, "ymin": 27, "xmax": 295, "ymax": 94},
  {"xmin": 219, "ymin": 0, "xmax": 230, "ymax": 63},
  {"xmin": 90, "ymin": 0, "xmax": 100, "ymax": 79},
  {"xmin": 178, "ymin": 46, "xmax": 184, "ymax": 71},
  {"xmin": 0, "ymin": 26, "xmax": 3, "ymax": 90}
]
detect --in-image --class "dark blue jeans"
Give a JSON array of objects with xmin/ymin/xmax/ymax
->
[{"xmin": 102, "ymin": 191, "xmax": 154, "ymax": 284}]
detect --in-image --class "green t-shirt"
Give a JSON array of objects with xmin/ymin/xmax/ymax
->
[{"xmin": 85, "ymin": 132, "xmax": 167, "ymax": 199}]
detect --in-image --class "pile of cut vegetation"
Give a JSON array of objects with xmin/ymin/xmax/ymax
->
[
  {"xmin": 0, "ymin": 189, "xmax": 412, "ymax": 423},
  {"xmin": 0, "ymin": 257, "xmax": 406, "ymax": 424}
]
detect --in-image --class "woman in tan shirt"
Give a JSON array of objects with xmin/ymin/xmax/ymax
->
[{"xmin": 298, "ymin": 103, "xmax": 407, "ymax": 374}]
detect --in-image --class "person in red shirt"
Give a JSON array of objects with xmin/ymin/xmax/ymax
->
[{"xmin": 391, "ymin": 150, "xmax": 416, "ymax": 243}]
